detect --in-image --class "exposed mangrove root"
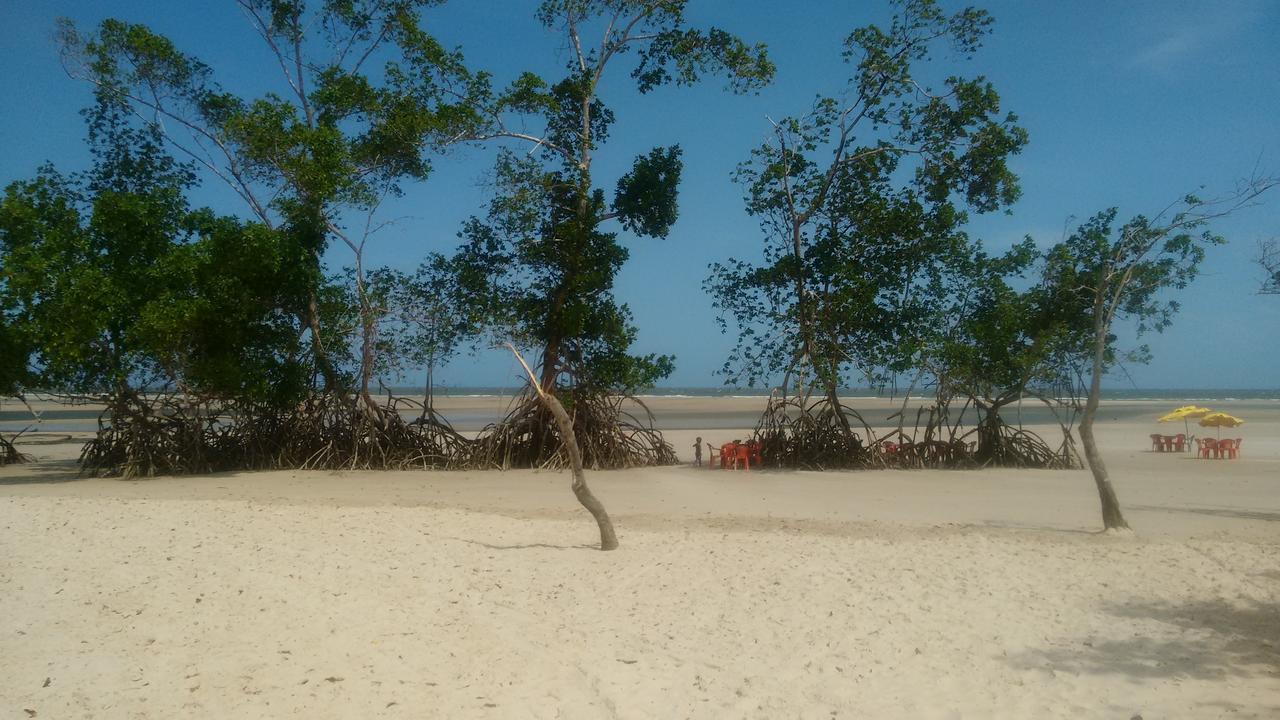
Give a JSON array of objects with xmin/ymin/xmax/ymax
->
[
  {"xmin": 465, "ymin": 390, "xmax": 676, "ymax": 470},
  {"xmin": 877, "ymin": 398, "xmax": 1074, "ymax": 470},
  {"xmin": 69, "ymin": 387, "xmax": 1073, "ymax": 477},
  {"xmin": 750, "ymin": 391, "xmax": 1075, "ymax": 471},
  {"xmin": 78, "ymin": 391, "xmax": 472, "ymax": 478},
  {"xmin": 1, "ymin": 395, "xmax": 37, "ymax": 465},
  {"xmin": 79, "ymin": 394, "xmax": 212, "ymax": 478},
  {"xmin": 1, "ymin": 433, "xmax": 30, "ymax": 465},
  {"xmin": 876, "ymin": 396, "xmax": 977, "ymax": 469},
  {"xmin": 233, "ymin": 392, "xmax": 471, "ymax": 472},
  {"xmin": 972, "ymin": 412, "xmax": 1075, "ymax": 469},
  {"xmin": 753, "ymin": 394, "xmax": 870, "ymax": 470}
]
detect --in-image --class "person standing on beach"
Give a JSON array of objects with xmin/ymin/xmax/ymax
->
[{"xmin": 694, "ymin": 437, "xmax": 703, "ymax": 466}]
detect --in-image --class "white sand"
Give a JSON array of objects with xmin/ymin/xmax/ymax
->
[{"xmin": 3, "ymin": 398, "xmax": 1279, "ymax": 718}]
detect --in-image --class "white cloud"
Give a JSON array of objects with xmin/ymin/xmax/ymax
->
[
  {"xmin": 1131, "ymin": 30, "xmax": 1203, "ymax": 70},
  {"xmin": 1128, "ymin": 1, "xmax": 1266, "ymax": 73}
]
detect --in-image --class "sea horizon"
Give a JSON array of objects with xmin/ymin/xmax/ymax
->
[
  {"xmin": 389, "ymin": 386, "xmax": 1280, "ymax": 402},
  {"xmin": 5, "ymin": 386, "xmax": 1276, "ymax": 434}
]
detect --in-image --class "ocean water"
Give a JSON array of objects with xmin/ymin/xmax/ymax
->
[
  {"xmin": 388, "ymin": 386, "xmax": 1280, "ymax": 402},
  {"xmin": 4, "ymin": 388, "xmax": 1275, "ymax": 434}
]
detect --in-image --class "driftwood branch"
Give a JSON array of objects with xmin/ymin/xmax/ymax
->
[{"xmin": 503, "ymin": 343, "xmax": 618, "ymax": 551}]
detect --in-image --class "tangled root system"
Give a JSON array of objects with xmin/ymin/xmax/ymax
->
[
  {"xmin": 874, "ymin": 398, "xmax": 1075, "ymax": 470},
  {"xmin": 748, "ymin": 391, "xmax": 1075, "ymax": 471},
  {"xmin": 1, "ymin": 433, "xmax": 29, "ymax": 465},
  {"xmin": 466, "ymin": 390, "xmax": 676, "ymax": 470},
  {"xmin": 79, "ymin": 395, "xmax": 210, "ymax": 478},
  {"xmin": 232, "ymin": 392, "xmax": 471, "ymax": 472},
  {"xmin": 79, "ymin": 391, "xmax": 472, "ymax": 478},
  {"xmin": 71, "ymin": 386, "xmax": 1071, "ymax": 478},
  {"xmin": 77, "ymin": 387, "xmax": 674, "ymax": 477},
  {"xmin": 970, "ymin": 413, "xmax": 1075, "ymax": 469},
  {"xmin": 753, "ymin": 394, "xmax": 870, "ymax": 469}
]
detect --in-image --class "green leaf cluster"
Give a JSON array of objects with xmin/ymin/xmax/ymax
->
[
  {"xmin": 707, "ymin": 0, "xmax": 1027, "ymax": 393},
  {"xmin": 458, "ymin": 1, "xmax": 772, "ymax": 392},
  {"xmin": 0, "ymin": 102, "xmax": 309, "ymax": 405}
]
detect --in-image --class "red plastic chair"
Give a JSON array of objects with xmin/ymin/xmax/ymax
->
[
  {"xmin": 1198, "ymin": 437, "xmax": 1218, "ymax": 459},
  {"xmin": 706, "ymin": 443, "xmax": 722, "ymax": 469},
  {"xmin": 1218, "ymin": 438, "xmax": 1239, "ymax": 460},
  {"xmin": 720, "ymin": 442, "xmax": 737, "ymax": 469},
  {"xmin": 1150, "ymin": 433, "xmax": 1165, "ymax": 452},
  {"xmin": 1172, "ymin": 433, "xmax": 1186, "ymax": 452}
]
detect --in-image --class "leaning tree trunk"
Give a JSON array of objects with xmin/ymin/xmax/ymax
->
[
  {"xmin": 507, "ymin": 344, "xmax": 618, "ymax": 551},
  {"xmin": 0, "ymin": 434, "xmax": 25, "ymax": 465},
  {"xmin": 824, "ymin": 356, "xmax": 853, "ymax": 437},
  {"xmin": 1080, "ymin": 292, "xmax": 1130, "ymax": 531},
  {"xmin": 305, "ymin": 291, "xmax": 342, "ymax": 392}
]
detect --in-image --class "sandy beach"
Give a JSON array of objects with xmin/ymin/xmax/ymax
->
[{"xmin": 3, "ymin": 397, "xmax": 1279, "ymax": 718}]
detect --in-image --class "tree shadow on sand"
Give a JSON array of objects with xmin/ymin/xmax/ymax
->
[
  {"xmin": 442, "ymin": 536, "xmax": 596, "ymax": 551},
  {"xmin": 1131, "ymin": 504, "xmax": 1280, "ymax": 523},
  {"xmin": 1010, "ymin": 597, "xmax": 1280, "ymax": 683},
  {"xmin": 0, "ymin": 457, "xmax": 83, "ymax": 485}
]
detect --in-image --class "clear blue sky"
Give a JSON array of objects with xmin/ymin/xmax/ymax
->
[{"xmin": 2, "ymin": 1, "xmax": 1277, "ymax": 390}]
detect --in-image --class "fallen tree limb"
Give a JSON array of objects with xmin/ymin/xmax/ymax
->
[{"xmin": 504, "ymin": 343, "xmax": 618, "ymax": 551}]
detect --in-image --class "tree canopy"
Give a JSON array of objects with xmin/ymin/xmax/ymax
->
[
  {"xmin": 59, "ymin": 0, "xmax": 492, "ymax": 400},
  {"xmin": 1040, "ymin": 179, "xmax": 1277, "ymax": 530},
  {"xmin": 0, "ymin": 98, "xmax": 308, "ymax": 407},
  {"xmin": 707, "ymin": 0, "xmax": 1028, "ymax": 401},
  {"xmin": 457, "ymin": 0, "xmax": 774, "ymax": 394}
]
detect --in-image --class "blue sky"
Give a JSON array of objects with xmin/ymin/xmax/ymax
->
[{"xmin": 2, "ymin": 1, "xmax": 1277, "ymax": 389}]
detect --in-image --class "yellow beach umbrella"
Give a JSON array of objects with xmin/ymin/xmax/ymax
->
[
  {"xmin": 1157, "ymin": 405, "xmax": 1213, "ymax": 423},
  {"xmin": 1199, "ymin": 412, "xmax": 1244, "ymax": 439},
  {"xmin": 1158, "ymin": 406, "xmax": 1213, "ymax": 448}
]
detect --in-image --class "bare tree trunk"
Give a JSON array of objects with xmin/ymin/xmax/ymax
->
[
  {"xmin": 824, "ymin": 357, "xmax": 852, "ymax": 436},
  {"xmin": 1079, "ymin": 411, "xmax": 1127, "ymax": 530},
  {"xmin": 306, "ymin": 291, "xmax": 342, "ymax": 392},
  {"xmin": 507, "ymin": 344, "xmax": 618, "ymax": 551},
  {"xmin": 1080, "ymin": 292, "xmax": 1130, "ymax": 531},
  {"xmin": 539, "ymin": 339, "xmax": 560, "ymax": 392},
  {"xmin": 420, "ymin": 362, "xmax": 435, "ymax": 418},
  {"xmin": 358, "ymin": 308, "xmax": 379, "ymax": 414},
  {"xmin": 349, "ymin": 253, "xmax": 383, "ymax": 420},
  {"xmin": 539, "ymin": 285, "xmax": 570, "ymax": 392}
]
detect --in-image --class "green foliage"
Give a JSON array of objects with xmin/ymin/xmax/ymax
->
[
  {"xmin": 1039, "ymin": 204, "xmax": 1232, "ymax": 383},
  {"xmin": 930, "ymin": 237, "xmax": 1088, "ymax": 406},
  {"xmin": 461, "ymin": 2, "xmax": 772, "ymax": 392},
  {"xmin": 1261, "ymin": 238, "xmax": 1280, "ymax": 294},
  {"xmin": 707, "ymin": 0, "xmax": 1027, "ymax": 393},
  {"xmin": 0, "ymin": 159, "xmax": 178, "ymax": 392},
  {"xmin": 614, "ymin": 146, "xmax": 683, "ymax": 238},
  {"xmin": 63, "ymin": 4, "xmax": 488, "ymax": 221},
  {"xmin": 0, "ymin": 315, "xmax": 31, "ymax": 397},
  {"xmin": 0, "ymin": 100, "xmax": 308, "ymax": 406},
  {"xmin": 455, "ymin": 150, "xmax": 671, "ymax": 391},
  {"xmin": 532, "ymin": 1, "xmax": 774, "ymax": 95},
  {"xmin": 59, "ymin": 2, "xmax": 491, "ymax": 392},
  {"xmin": 136, "ymin": 215, "xmax": 312, "ymax": 406},
  {"xmin": 365, "ymin": 252, "xmax": 480, "ymax": 387}
]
